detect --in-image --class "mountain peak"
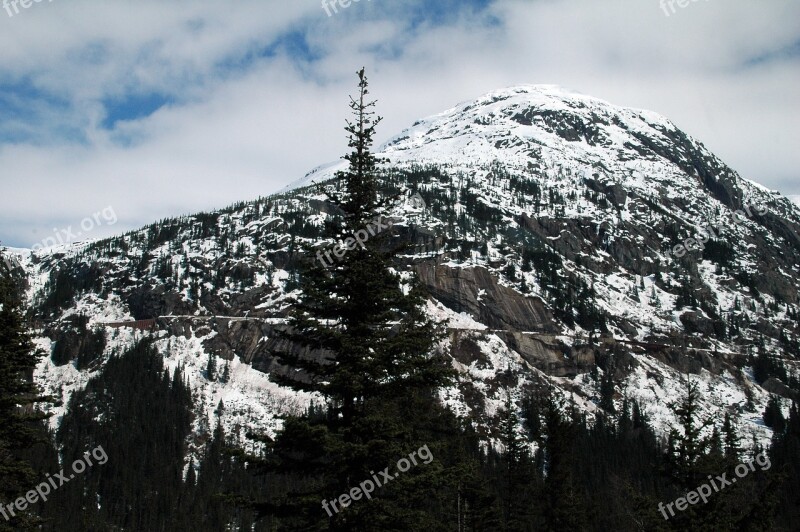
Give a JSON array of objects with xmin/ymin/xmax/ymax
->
[
  {"xmin": 472, "ymin": 84, "xmax": 606, "ymax": 106},
  {"xmin": 429, "ymin": 83, "xmax": 670, "ymax": 126},
  {"xmin": 291, "ymin": 86, "xmax": 681, "ymax": 192}
]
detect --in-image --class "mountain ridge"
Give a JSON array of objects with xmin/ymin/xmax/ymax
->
[{"xmin": 12, "ymin": 86, "xmax": 800, "ymax": 461}]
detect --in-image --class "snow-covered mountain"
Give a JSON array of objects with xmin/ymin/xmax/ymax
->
[{"xmin": 13, "ymin": 85, "xmax": 800, "ymax": 458}]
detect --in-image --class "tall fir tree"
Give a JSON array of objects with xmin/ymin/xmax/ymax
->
[
  {"xmin": 255, "ymin": 68, "xmax": 456, "ymax": 530},
  {"xmin": 542, "ymin": 390, "xmax": 588, "ymax": 531},
  {"xmin": 769, "ymin": 401, "xmax": 800, "ymax": 528},
  {"xmin": 0, "ymin": 256, "xmax": 51, "ymax": 531},
  {"xmin": 498, "ymin": 392, "xmax": 535, "ymax": 530},
  {"xmin": 662, "ymin": 376, "xmax": 779, "ymax": 529},
  {"xmin": 206, "ymin": 353, "xmax": 217, "ymax": 382},
  {"xmin": 665, "ymin": 376, "xmax": 713, "ymax": 489}
]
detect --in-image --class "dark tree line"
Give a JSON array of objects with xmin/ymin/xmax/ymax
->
[{"xmin": 0, "ymin": 254, "xmax": 53, "ymax": 531}]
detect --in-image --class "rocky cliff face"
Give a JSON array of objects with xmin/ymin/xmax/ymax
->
[{"xmin": 18, "ymin": 85, "xmax": 800, "ymax": 452}]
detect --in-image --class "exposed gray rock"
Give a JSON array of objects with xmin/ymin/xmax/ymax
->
[{"xmin": 415, "ymin": 261, "xmax": 557, "ymax": 333}]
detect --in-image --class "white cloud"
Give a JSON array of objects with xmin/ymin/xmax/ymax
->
[{"xmin": 0, "ymin": 0, "xmax": 798, "ymax": 247}]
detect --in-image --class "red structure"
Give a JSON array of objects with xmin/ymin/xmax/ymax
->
[{"xmin": 103, "ymin": 319, "xmax": 157, "ymax": 331}]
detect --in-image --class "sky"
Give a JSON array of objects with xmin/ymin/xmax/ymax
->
[{"xmin": 0, "ymin": 0, "xmax": 798, "ymax": 248}]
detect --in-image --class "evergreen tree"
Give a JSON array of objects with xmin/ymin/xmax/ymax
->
[
  {"xmin": 661, "ymin": 376, "xmax": 778, "ymax": 529},
  {"xmin": 498, "ymin": 392, "xmax": 534, "ymax": 530},
  {"xmin": 665, "ymin": 377, "xmax": 712, "ymax": 489},
  {"xmin": 256, "ymin": 68, "xmax": 456, "ymax": 529},
  {"xmin": 42, "ymin": 340, "xmax": 194, "ymax": 531},
  {"xmin": 762, "ymin": 396, "xmax": 785, "ymax": 433},
  {"xmin": 0, "ymin": 261, "xmax": 51, "ymax": 531},
  {"xmin": 769, "ymin": 402, "xmax": 800, "ymax": 528},
  {"xmin": 721, "ymin": 412, "xmax": 741, "ymax": 463},
  {"xmin": 220, "ymin": 361, "xmax": 231, "ymax": 384},
  {"xmin": 206, "ymin": 353, "xmax": 217, "ymax": 382},
  {"xmin": 599, "ymin": 366, "xmax": 616, "ymax": 414},
  {"xmin": 542, "ymin": 390, "xmax": 588, "ymax": 530}
]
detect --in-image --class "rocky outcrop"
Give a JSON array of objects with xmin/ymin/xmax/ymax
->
[
  {"xmin": 761, "ymin": 377, "xmax": 798, "ymax": 400},
  {"xmin": 497, "ymin": 332, "xmax": 587, "ymax": 377},
  {"xmin": 415, "ymin": 261, "xmax": 557, "ymax": 333}
]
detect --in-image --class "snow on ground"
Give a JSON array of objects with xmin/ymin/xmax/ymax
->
[
  {"xmin": 31, "ymin": 293, "xmax": 319, "ymax": 462},
  {"xmin": 620, "ymin": 355, "xmax": 772, "ymax": 449},
  {"xmin": 34, "ymin": 296, "xmax": 136, "ymax": 433},
  {"xmin": 153, "ymin": 330, "xmax": 318, "ymax": 460},
  {"xmin": 35, "ymin": 336, "xmax": 92, "ymax": 433}
]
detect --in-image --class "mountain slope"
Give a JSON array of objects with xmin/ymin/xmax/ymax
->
[{"xmin": 16, "ymin": 85, "xmax": 800, "ymax": 458}]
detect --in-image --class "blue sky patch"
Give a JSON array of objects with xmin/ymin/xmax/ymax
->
[{"xmin": 102, "ymin": 92, "xmax": 174, "ymax": 129}]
